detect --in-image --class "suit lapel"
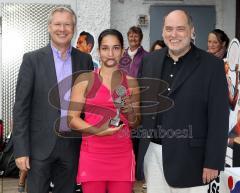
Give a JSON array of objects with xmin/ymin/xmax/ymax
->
[
  {"xmin": 71, "ymin": 48, "xmax": 77, "ymax": 73},
  {"xmin": 153, "ymin": 48, "xmax": 167, "ymax": 79},
  {"xmin": 42, "ymin": 45, "xmax": 60, "ymax": 109},
  {"xmin": 168, "ymin": 46, "xmax": 200, "ymax": 95},
  {"xmin": 71, "ymin": 48, "xmax": 79, "ymax": 85},
  {"xmin": 44, "ymin": 45, "xmax": 58, "ymax": 84}
]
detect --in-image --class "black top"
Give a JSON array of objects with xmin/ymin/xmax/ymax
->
[{"xmin": 151, "ymin": 46, "xmax": 193, "ymax": 144}]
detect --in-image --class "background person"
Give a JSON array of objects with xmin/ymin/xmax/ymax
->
[
  {"xmin": 226, "ymin": 63, "xmax": 239, "ymax": 141},
  {"xmin": 76, "ymin": 31, "xmax": 95, "ymax": 53},
  {"xmin": 150, "ymin": 40, "xmax": 166, "ymax": 52},
  {"xmin": 76, "ymin": 31, "xmax": 100, "ymax": 69},
  {"xmin": 207, "ymin": 28, "xmax": 230, "ymax": 59},
  {"xmin": 119, "ymin": 26, "xmax": 148, "ymax": 182},
  {"xmin": 119, "ymin": 26, "xmax": 148, "ymax": 77}
]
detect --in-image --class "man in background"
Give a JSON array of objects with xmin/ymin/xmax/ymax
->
[{"xmin": 76, "ymin": 31, "xmax": 99, "ymax": 69}]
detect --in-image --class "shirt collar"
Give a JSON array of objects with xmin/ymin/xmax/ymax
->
[
  {"xmin": 51, "ymin": 43, "xmax": 72, "ymax": 60},
  {"xmin": 166, "ymin": 44, "xmax": 194, "ymax": 65}
]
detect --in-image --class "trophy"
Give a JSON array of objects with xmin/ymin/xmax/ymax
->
[{"xmin": 109, "ymin": 85, "xmax": 127, "ymax": 127}]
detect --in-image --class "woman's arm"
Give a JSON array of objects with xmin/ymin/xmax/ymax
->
[
  {"xmin": 68, "ymin": 72, "xmax": 123, "ymax": 135},
  {"xmin": 68, "ymin": 72, "xmax": 96, "ymax": 133},
  {"xmin": 228, "ymin": 64, "xmax": 239, "ymax": 110}
]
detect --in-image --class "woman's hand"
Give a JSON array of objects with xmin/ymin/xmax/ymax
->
[
  {"xmin": 121, "ymin": 95, "xmax": 134, "ymax": 114},
  {"xmin": 95, "ymin": 120, "xmax": 124, "ymax": 136}
]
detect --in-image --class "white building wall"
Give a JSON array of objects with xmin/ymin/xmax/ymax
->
[
  {"xmin": 75, "ymin": 0, "xmax": 111, "ymax": 61},
  {"xmin": 0, "ymin": 0, "xmax": 77, "ymax": 9},
  {"xmin": 110, "ymin": 0, "xmax": 236, "ymax": 50},
  {"xmin": 221, "ymin": 0, "xmax": 236, "ymax": 40}
]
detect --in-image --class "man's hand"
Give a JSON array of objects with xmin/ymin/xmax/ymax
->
[
  {"xmin": 202, "ymin": 168, "xmax": 218, "ymax": 184},
  {"xmin": 15, "ymin": 156, "xmax": 30, "ymax": 171}
]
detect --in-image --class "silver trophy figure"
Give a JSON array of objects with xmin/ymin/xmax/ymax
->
[{"xmin": 109, "ymin": 85, "xmax": 127, "ymax": 127}]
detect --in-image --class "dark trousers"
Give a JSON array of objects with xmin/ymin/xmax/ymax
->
[
  {"xmin": 136, "ymin": 138, "xmax": 150, "ymax": 180},
  {"xmin": 27, "ymin": 138, "xmax": 80, "ymax": 193}
]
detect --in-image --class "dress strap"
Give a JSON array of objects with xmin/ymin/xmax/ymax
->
[{"xmin": 86, "ymin": 69, "xmax": 101, "ymax": 98}]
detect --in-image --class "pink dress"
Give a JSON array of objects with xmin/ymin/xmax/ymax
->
[{"xmin": 76, "ymin": 69, "xmax": 135, "ymax": 183}]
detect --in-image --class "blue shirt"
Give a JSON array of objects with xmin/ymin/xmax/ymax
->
[{"xmin": 51, "ymin": 43, "xmax": 72, "ymax": 132}]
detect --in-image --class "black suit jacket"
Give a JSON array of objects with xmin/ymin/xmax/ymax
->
[
  {"xmin": 140, "ymin": 45, "xmax": 229, "ymax": 187},
  {"xmin": 13, "ymin": 45, "xmax": 93, "ymax": 160}
]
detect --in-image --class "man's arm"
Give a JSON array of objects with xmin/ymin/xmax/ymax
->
[
  {"xmin": 203, "ymin": 58, "xmax": 229, "ymax": 183},
  {"xmin": 13, "ymin": 53, "xmax": 34, "ymax": 170}
]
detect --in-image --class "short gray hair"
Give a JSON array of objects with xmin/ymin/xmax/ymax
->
[{"xmin": 47, "ymin": 6, "xmax": 77, "ymax": 26}]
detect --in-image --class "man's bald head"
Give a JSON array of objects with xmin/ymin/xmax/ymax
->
[{"xmin": 163, "ymin": 10, "xmax": 194, "ymax": 29}]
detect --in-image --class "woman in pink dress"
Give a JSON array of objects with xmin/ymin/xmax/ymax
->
[{"xmin": 68, "ymin": 29, "xmax": 141, "ymax": 193}]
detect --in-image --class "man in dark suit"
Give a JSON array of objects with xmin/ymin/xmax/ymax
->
[
  {"xmin": 140, "ymin": 10, "xmax": 229, "ymax": 193},
  {"xmin": 12, "ymin": 6, "xmax": 93, "ymax": 193}
]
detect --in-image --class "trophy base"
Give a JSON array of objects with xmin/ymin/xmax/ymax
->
[{"xmin": 109, "ymin": 119, "xmax": 123, "ymax": 127}]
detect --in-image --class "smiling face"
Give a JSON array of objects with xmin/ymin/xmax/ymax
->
[
  {"xmin": 162, "ymin": 10, "xmax": 194, "ymax": 57},
  {"xmin": 128, "ymin": 32, "xmax": 141, "ymax": 51},
  {"xmin": 98, "ymin": 35, "xmax": 124, "ymax": 68},
  {"xmin": 207, "ymin": 33, "xmax": 223, "ymax": 54},
  {"xmin": 48, "ymin": 11, "xmax": 75, "ymax": 49}
]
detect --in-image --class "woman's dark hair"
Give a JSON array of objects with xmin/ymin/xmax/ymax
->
[
  {"xmin": 210, "ymin": 29, "xmax": 230, "ymax": 49},
  {"xmin": 150, "ymin": 40, "xmax": 166, "ymax": 52},
  {"xmin": 127, "ymin": 26, "xmax": 143, "ymax": 42},
  {"xmin": 98, "ymin": 29, "xmax": 124, "ymax": 48}
]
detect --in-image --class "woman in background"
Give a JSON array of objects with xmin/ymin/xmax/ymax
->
[
  {"xmin": 149, "ymin": 40, "xmax": 166, "ymax": 52},
  {"xmin": 119, "ymin": 26, "xmax": 148, "ymax": 77},
  {"xmin": 207, "ymin": 28, "xmax": 229, "ymax": 59}
]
